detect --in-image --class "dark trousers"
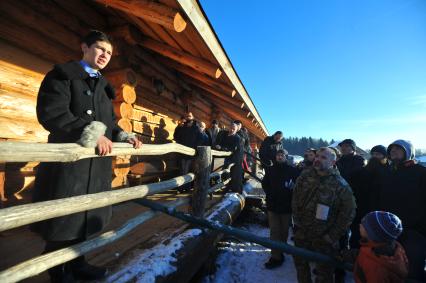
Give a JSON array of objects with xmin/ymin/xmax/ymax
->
[{"xmin": 400, "ymin": 230, "xmax": 426, "ymax": 282}]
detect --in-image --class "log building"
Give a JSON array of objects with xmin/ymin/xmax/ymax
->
[{"xmin": 0, "ymin": 0, "xmax": 268, "ymax": 206}]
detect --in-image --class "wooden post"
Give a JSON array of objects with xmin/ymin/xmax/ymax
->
[{"xmin": 191, "ymin": 146, "xmax": 212, "ymax": 217}]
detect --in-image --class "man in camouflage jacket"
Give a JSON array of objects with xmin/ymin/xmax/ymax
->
[{"xmin": 291, "ymin": 147, "xmax": 356, "ymax": 283}]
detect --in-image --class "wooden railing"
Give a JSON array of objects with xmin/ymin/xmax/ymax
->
[{"xmin": 0, "ymin": 141, "xmax": 233, "ymax": 283}]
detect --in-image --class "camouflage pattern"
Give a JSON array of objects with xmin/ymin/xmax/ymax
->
[
  {"xmin": 292, "ymin": 167, "xmax": 356, "ymax": 242},
  {"xmin": 291, "ymin": 167, "xmax": 356, "ymax": 283}
]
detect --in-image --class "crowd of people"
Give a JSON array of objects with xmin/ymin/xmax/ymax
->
[{"xmin": 260, "ymin": 135, "xmax": 426, "ymax": 283}]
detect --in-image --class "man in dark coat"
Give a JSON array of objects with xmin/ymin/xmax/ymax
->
[
  {"xmin": 335, "ymin": 139, "xmax": 365, "ymax": 282},
  {"xmin": 33, "ymin": 31, "xmax": 141, "ymax": 282},
  {"xmin": 336, "ymin": 139, "xmax": 365, "ymax": 182},
  {"xmin": 373, "ymin": 140, "xmax": 426, "ymax": 282},
  {"xmin": 262, "ymin": 150, "xmax": 299, "ymax": 269},
  {"xmin": 216, "ymin": 122, "xmax": 242, "ymax": 193},
  {"xmin": 348, "ymin": 145, "xmax": 389, "ymax": 248},
  {"xmin": 259, "ymin": 131, "xmax": 284, "ymax": 167},
  {"xmin": 173, "ymin": 111, "xmax": 203, "ymax": 192}
]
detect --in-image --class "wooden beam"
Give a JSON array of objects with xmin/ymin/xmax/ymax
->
[
  {"xmin": 97, "ymin": 0, "xmax": 187, "ymax": 32},
  {"xmin": 140, "ymin": 38, "xmax": 222, "ymax": 79},
  {"xmin": 183, "ymin": 76, "xmax": 244, "ymax": 109},
  {"xmin": 157, "ymin": 56, "xmax": 235, "ymax": 96}
]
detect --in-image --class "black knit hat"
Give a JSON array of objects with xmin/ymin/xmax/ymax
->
[
  {"xmin": 370, "ymin": 145, "xmax": 387, "ymax": 157},
  {"xmin": 338, "ymin": 139, "xmax": 356, "ymax": 150}
]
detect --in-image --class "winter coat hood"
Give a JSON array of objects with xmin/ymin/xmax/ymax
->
[{"xmin": 387, "ymin": 140, "xmax": 414, "ymax": 161}]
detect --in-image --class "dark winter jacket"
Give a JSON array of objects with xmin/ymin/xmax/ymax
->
[
  {"xmin": 374, "ymin": 160, "xmax": 426, "ymax": 237},
  {"xmin": 218, "ymin": 132, "xmax": 241, "ymax": 165},
  {"xmin": 354, "ymin": 240, "xmax": 408, "ymax": 283},
  {"xmin": 350, "ymin": 159, "xmax": 389, "ymax": 223},
  {"xmin": 336, "ymin": 153, "xmax": 365, "ymax": 182},
  {"xmin": 32, "ymin": 61, "xmax": 124, "ymax": 241},
  {"xmin": 259, "ymin": 136, "xmax": 284, "ymax": 165},
  {"xmin": 262, "ymin": 162, "xmax": 300, "ymax": 214},
  {"xmin": 173, "ymin": 121, "xmax": 203, "ymax": 149},
  {"xmin": 237, "ymin": 129, "xmax": 250, "ymax": 154}
]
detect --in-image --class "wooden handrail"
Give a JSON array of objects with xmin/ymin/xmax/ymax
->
[
  {"xmin": 0, "ymin": 142, "xmax": 230, "ymax": 162},
  {"xmin": 0, "ymin": 197, "xmax": 190, "ymax": 283},
  {"xmin": 0, "ymin": 142, "xmax": 196, "ymax": 162},
  {"xmin": 0, "ymin": 174, "xmax": 194, "ymax": 232}
]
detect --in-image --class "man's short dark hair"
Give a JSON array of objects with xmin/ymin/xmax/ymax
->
[
  {"xmin": 274, "ymin": 131, "xmax": 283, "ymax": 136},
  {"xmin": 212, "ymin": 120, "xmax": 218, "ymax": 125},
  {"xmin": 233, "ymin": 120, "xmax": 242, "ymax": 125},
  {"xmin": 81, "ymin": 30, "xmax": 112, "ymax": 47}
]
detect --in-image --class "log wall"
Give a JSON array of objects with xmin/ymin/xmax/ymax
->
[{"xmin": 0, "ymin": 0, "xmax": 260, "ymax": 208}]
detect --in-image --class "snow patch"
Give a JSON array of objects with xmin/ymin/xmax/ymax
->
[{"xmin": 105, "ymin": 228, "xmax": 203, "ymax": 283}]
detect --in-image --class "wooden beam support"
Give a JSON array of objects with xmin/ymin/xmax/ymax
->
[
  {"xmin": 183, "ymin": 76, "xmax": 244, "ymax": 109},
  {"xmin": 139, "ymin": 38, "xmax": 222, "ymax": 79},
  {"xmin": 157, "ymin": 56, "xmax": 235, "ymax": 96},
  {"xmin": 97, "ymin": 0, "xmax": 187, "ymax": 32}
]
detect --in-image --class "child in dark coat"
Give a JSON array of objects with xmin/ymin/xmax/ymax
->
[{"xmin": 353, "ymin": 211, "xmax": 409, "ymax": 283}]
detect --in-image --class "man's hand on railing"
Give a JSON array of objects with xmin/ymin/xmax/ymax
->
[
  {"xmin": 128, "ymin": 136, "xmax": 142, "ymax": 149},
  {"xmin": 96, "ymin": 135, "xmax": 113, "ymax": 156}
]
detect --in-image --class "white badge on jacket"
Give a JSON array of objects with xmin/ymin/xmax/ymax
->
[{"xmin": 315, "ymin": 204, "xmax": 330, "ymax": 220}]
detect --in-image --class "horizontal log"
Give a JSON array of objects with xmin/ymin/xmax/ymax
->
[
  {"xmin": 0, "ymin": 56, "xmax": 46, "ymax": 98},
  {"xmin": 0, "ymin": 173, "xmax": 194, "ymax": 233},
  {"xmin": 98, "ymin": 0, "xmax": 187, "ymax": 32},
  {"xmin": 23, "ymin": 0, "xmax": 89, "ymax": 35},
  {"xmin": 0, "ymin": 197, "xmax": 190, "ymax": 283},
  {"xmin": 132, "ymin": 121, "xmax": 174, "ymax": 141},
  {"xmin": 130, "ymin": 159, "xmax": 171, "ymax": 175},
  {"xmin": 131, "ymin": 107, "xmax": 176, "ymax": 125},
  {"xmin": 113, "ymin": 102, "xmax": 133, "ymax": 119},
  {"xmin": 0, "ymin": 89, "xmax": 37, "ymax": 121},
  {"xmin": 109, "ymin": 24, "xmax": 144, "ymax": 46},
  {"xmin": 0, "ymin": 142, "xmax": 197, "ymax": 163},
  {"xmin": 140, "ymin": 38, "xmax": 222, "ymax": 79},
  {"xmin": 54, "ymin": 0, "xmax": 107, "ymax": 28},
  {"xmin": 0, "ymin": 0, "xmax": 81, "ymax": 52},
  {"xmin": 135, "ymin": 85, "xmax": 186, "ymax": 117},
  {"xmin": 160, "ymin": 57, "xmax": 235, "ymax": 96},
  {"xmin": 185, "ymin": 76, "xmax": 245, "ymax": 109},
  {"xmin": 104, "ymin": 68, "xmax": 138, "ymax": 88},
  {"xmin": 0, "ymin": 116, "xmax": 48, "ymax": 142},
  {"xmin": 114, "ymin": 85, "xmax": 136, "ymax": 104},
  {"xmin": 0, "ymin": 16, "xmax": 77, "ymax": 64}
]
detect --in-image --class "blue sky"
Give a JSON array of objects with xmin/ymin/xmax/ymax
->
[{"xmin": 200, "ymin": 0, "xmax": 426, "ymax": 150}]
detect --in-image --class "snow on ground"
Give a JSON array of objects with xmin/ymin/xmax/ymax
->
[
  {"xmin": 202, "ymin": 223, "xmax": 298, "ymax": 283},
  {"xmin": 203, "ymin": 220, "xmax": 355, "ymax": 283},
  {"xmin": 105, "ymin": 228, "xmax": 202, "ymax": 283}
]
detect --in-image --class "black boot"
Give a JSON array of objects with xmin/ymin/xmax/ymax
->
[
  {"xmin": 71, "ymin": 256, "xmax": 108, "ymax": 280},
  {"xmin": 264, "ymin": 255, "xmax": 285, "ymax": 269}
]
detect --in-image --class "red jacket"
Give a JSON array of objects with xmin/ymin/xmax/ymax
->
[{"xmin": 354, "ymin": 240, "xmax": 408, "ymax": 283}]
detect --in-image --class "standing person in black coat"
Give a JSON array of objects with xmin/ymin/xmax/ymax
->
[
  {"xmin": 335, "ymin": 139, "xmax": 365, "ymax": 282},
  {"xmin": 262, "ymin": 150, "xmax": 299, "ymax": 269},
  {"xmin": 173, "ymin": 111, "xmax": 203, "ymax": 192},
  {"xmin": 33, "ymin": 31, "xmax": 142, "ymax": 282},
  {"xmin": 336, "ymin": 139, "xmax": 366, "ymax": 182},
  {"xmin": 374, "ymin": 140, "xmax": 426, "ymax": 282},
  {"xmin": 259, "ymin": 131, "xmax": 284, "ymax": 168},
  {"xmin": 348, "ymin": 145, "xmax": 388, "ymax": 248},
  {"xmin": 215, "ymin": 122, "xmax": 242, "ymax": 193}
]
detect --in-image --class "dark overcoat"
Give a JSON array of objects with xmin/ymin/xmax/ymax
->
[{"xmin": 32, "ymin": 61, "xmax": 122, "ymax": 241}]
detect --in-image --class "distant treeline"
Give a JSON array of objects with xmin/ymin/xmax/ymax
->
[{"xmin": 283, "ymin": 136, "xmax": 334, "ymax": 156}]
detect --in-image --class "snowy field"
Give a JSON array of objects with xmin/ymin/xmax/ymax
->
[
  {"xmin": 202, "ymin": 217, "xmax": 355, "ymax": 283},
  {"xmin": 202, "ymin": 223, "xmax": 298, "ymax": 283}
]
